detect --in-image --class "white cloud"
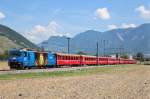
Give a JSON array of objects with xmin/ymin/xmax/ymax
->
[
  {"xmin": 24, "ymin": 21, "xmax": 61, "ymax": 44},
  {"xmin": 121, "ymin": 23, "xmax": 136, "ymax": 28},
  {"xmin": 34, "ymin": 25, "xmax": 46, "ymax": 33},
  {"xmin": 47, "ymin": 21, "xmax": 59, "ymax": 36},
  {"xmin": 0, "ymin": 11, "xmax": 5, "ymax": 20},
  {"xmin": 107, "ymin": 23, "xmax": 137, "ymax": 30},
  {"xmin": 107, "ymin": 24, "xmax": 118, "ymax": 30},
  {"xmin": 136, "ymin": 5, "xmax": 150, "ymax": 19},
  {"xmin": 95, "ymin": 8, "xmax": 111, "ymax": 20}
]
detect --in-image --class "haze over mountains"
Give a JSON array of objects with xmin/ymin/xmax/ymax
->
[
  {"xmin": 0, "ymin": 23, "xmax": 150, "ymax": 54},
  {"xmin": 40, "ymin": 23, "xmax": 150, "ymax": 54}
]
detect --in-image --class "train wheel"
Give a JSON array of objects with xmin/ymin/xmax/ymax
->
[{"xmin": 23, "ymin": 66, "xmax": 29, "ymax": 70}]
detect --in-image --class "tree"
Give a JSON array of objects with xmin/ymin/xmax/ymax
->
[
  {"xmin": 0, "ymin": 50, "xmax": 9, "ymax": 60},
  {"xmin": 120, "ymin": 54, "xmax": 129, "ymax": 59},
  {"xmin": 136, "ymin": 52, "xmax": 144, "ymax": 61},
  {"xmin": 76, "ymin": 51, "xmax": 87, "ymax": 55}
]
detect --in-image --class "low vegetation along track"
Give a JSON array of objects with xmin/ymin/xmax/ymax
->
[{"xmin": 0, "ymin": 65, "xmax": 103, "ymax": 75}]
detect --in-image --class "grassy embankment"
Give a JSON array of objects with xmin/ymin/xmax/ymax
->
[{"xmin": 0, "ymin": 64, "xmax": 139, "ymax": 80}]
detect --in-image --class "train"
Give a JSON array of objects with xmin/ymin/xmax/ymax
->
[{"xmin": 8, "ymin": 49, "xmax": 137, "ymax": 69}]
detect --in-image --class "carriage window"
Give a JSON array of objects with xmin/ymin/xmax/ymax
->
[
  {"xmin": 65, "ymin": 56, "xmax": 67, "ymax": 60},
  {"xmin": 63, "ymin": 56, "xmax": 67, "ymax": 60}
]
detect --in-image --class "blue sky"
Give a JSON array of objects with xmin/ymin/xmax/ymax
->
[{"xmin": 0, "ymin": 0, "xmax": 150, "ymax": 43}]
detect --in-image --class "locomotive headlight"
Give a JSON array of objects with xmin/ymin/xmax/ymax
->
[{"xmin": 12, "ymin": 57, "xmax": 16, "ymax": 60}]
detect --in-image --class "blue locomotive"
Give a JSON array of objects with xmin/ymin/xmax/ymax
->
[{"xmin": 8, "ymin": 49, "xmax": 56, "ymax": 69}]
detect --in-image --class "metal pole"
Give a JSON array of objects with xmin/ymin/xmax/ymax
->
[
  {"xmin": 104, "ymin": 40, "xmax": 106, "ymax": 56},
  {"xmin": 67, "ymin": 37, "xmax": 70, "ymax": 54},
  {"xmin": 96, "ymin": 42, "xmax": 99, "ymax": 65}
]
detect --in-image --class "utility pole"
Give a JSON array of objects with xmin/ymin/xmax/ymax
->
[
  {"xmin": 67, "ymin": 37, "xmax": 70, "ymax": 54},
  {"xmin": 103, "ymin": 40, "xmax": 106, "ymax": 56},
  {"xmin": 96, "ymin": 42, "xmax": 99, "ymax": 65}
]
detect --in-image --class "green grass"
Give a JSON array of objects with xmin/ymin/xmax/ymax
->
[{"xmin": 0, "ymin": 64, "xmax": 139, "ymax": 80}]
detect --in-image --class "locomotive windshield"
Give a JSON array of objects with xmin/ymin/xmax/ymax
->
[{"xmin": 9, "ymin": 51, "xmax": 22, "ymax": 57}]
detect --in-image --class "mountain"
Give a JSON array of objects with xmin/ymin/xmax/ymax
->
[
  {"xmin": 0, "ymin": 24, "xmax": 37, "ymax": 51},
  {"xmin": 39, "ymin": 23, "xmax": 150, "ymax": 54}
]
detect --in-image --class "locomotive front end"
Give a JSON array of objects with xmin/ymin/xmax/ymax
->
[{"xmin": 8, "ymin": 49, "xmax": 25, "ymax": 69}]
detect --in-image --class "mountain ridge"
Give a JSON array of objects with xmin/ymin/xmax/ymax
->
[
  {"xmin": 40, "ymin": 23, "xmax": 150, "ymax": 54},
  {"xmin": 0, "ymin": 24, "xmax": 38, "ymax": 51}
]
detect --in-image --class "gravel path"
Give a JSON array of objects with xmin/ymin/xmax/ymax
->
[{"xmin": 0, "ymin": 65, "xmax": 150, "ymax": 99}]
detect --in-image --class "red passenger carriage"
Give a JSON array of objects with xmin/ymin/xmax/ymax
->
[
  {"xmin": 56, "ymin": 52, "xmax": 136, "ymax": 68},
  {"xmin": 98, "ymin": 57, "xmax": 109, "ymax": 65},
  {"xmin": 81, "ymin": 55, "xmax": 97, "ymax": 65},
  {"xmin": 56, "ymin": 53, "xmax": 81, "ymax": 67}
]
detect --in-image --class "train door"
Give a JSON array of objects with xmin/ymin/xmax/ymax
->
[
  {"xmin": 80, "ymin": 55, "xmax": 85, "ymax": 66},
  {"xmin": 47, "ymin": 53, "xmax": 56, "ymax": 67},
  {"xmin": 27, "ymin": 52, "xmax": 35, "ymax": 67}
]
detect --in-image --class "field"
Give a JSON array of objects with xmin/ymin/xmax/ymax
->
[
  {"xmin": 0, "ymin": 64, "xmax": 150, "ymax": 99},
  {"xmin": 0, "ymin": 61, "xmax": 9, "ymax": 70}
]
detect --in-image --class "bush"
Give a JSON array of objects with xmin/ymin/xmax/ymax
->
[
  {"xmin": 76, "ymin": 51, "xmax": 87, "ymax": 55},
  {"xmin": 136, "ymin": 52, "xmax": 144, "ymax": 61},
  {"xmin": 120, "ymin": 54, "xmax": 129, "ymax": 59},
  {"xmin": 0, "ymin": 50, "xmax": 9, "ymax": 60}
]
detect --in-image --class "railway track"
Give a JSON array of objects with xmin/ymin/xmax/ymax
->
[{"xmin": 0, "ymin": 66, "xmax": 102, "ymax": 75}]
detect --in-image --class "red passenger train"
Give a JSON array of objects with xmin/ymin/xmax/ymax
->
[{"xmin": 56, "ymin": 53, "xmax": 136, "ymax": 67}]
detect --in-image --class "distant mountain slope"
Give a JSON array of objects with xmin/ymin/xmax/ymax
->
[
  {"xmin": 0, "ymin": 24, "xmax": 37, "ymax": 50},
  {"xmin": 40, "ymin": 23, "xmax": 150, "ymax": 54}
]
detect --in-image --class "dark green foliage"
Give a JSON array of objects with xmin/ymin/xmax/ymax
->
[
  {"xmin": 76, "ymin": 51, "xmax": 87, "ymax": 55},
  {"xmin": 120, "ymin": 54, "xmax": 129, "ymax": 59},
  {"xmin": 0, "ymin": 50, "xmax": 9, "ymax": 60},
  {"xmin": 136, "ymin": 52, "xmax": 144, "ymax": 61}
]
